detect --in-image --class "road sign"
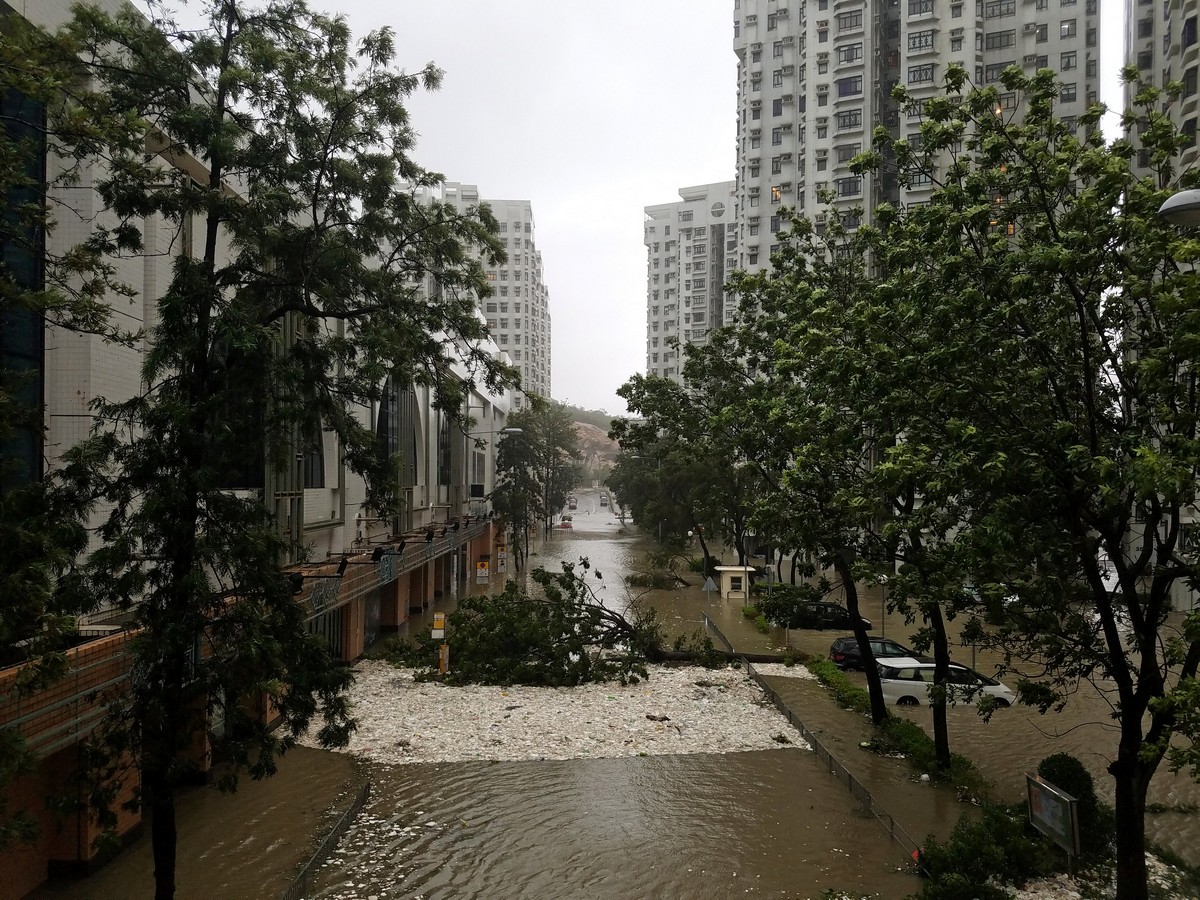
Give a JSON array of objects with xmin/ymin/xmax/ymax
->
[{"xmin": 431, "ymin": 612, "xmax": 445, "ymax": 640}]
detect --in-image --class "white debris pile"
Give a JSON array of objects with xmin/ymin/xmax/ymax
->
[
  {"xmin": 305, "ymin": 659, "xmax": 811, "ymax": 765},
  {"xmin": 1012, "ymin": 855, "xmax": 1194, "ymax": 900}
]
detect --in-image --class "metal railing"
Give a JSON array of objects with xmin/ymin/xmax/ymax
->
[
  {"xmin": 744, "ymin": 660, "xmax": 923, "ymax": 861},
  {"xmin": 700, "ymin": 612, "xmax": 735, "ymax": 652},
  {"xmin": 281, "ymin": 779, "xmax": 372, "ymax": 900}
]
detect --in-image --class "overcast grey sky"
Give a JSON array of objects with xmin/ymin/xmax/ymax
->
[
  {"xmin": 363, "ymin": 1, "xmax": 739, "ymax": 416},
  {"xmin": 173, "ymin": 0, "xmax": 1126, "ymax": 416}
]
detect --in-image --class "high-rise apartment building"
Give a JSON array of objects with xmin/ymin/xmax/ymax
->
[
  {"xmin": 731, "ymin": 0, "xmax": 1100, "ymax": 268},
  {"xmin": 1125, "ymin": 0, "xmax": 1198, "ymax": 172},
  {"xmin": 441, "ymin": 184, "xmax": 552, "ymax": 410},
  {"xmin": 643, "ymin": 182, "xmax": 737, "ymax": 382}
]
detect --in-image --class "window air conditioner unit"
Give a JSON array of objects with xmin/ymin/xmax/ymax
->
[
  {"xmin": 818, "ymin": 20, "xmax": 828, "ymax": 28},
  {"xmin": 752, "ymin": 42, "xmax": 762, "ymax": 49},
  {"xmin": 815, "ymin": 212, "xmax": 828, "ymax": 223},
  {"xmin": 1023, "ymin": 23, "xmax": 1037, "ymax": 31},
  {"xmin": 817, "ymin": 84, "xmax": 829, "ymax": 92},
  {"xmin": 1023, "ymin": 54, "xmax": 1037, "ymax": 63}
]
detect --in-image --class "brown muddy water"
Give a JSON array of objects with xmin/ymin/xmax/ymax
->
[{"xmin": 39, "ymin": 488, "xmax": 1200, "ymax": 898}]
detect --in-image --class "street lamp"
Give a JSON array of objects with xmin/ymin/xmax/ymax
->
[{"xmin": 1158, "ymin": 189, "xmax": 1200, "ymax": 227}]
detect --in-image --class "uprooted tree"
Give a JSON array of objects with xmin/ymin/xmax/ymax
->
[{"xmin": 388, "ymin": 559, "xmax": 665, "ymax": 686}]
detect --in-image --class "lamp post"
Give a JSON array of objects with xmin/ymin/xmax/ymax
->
[{"xmin": 1158, "ymin": 189, "xmax": 1200, "ymax": 226}]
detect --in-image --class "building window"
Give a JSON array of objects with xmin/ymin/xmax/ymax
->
[
  {"xmin": 909, "ymin": 0, "xmax": 934, "ymax": 15},
  {"xmin": 771, "ymin": 156, "xmax": 783, "ymax": 174},
  {"xmin": 985, "ymin": 29, "xmax": 1016, "ymax": 49},
  {"xmin": 908, "ymin": 63, "xmax": 935, "ymax": 84},
  {"xmin": 951, "ymin": 36, "xmax": 963, "ymax": 50},
  {"xmin": 837, "ymin": 75, "xmax": 863, "ymax": 96},
  {"xmin": 1035, "ymin": 23, "xmax": 1048, "ymax": 42},
  {"xmin": 772, "ymin": 127, "xmax": 783, "ymax": 145},
  {"xmin": 984, "ymin": 0, "xmax": 1015, "ymax": 15},
  {"xmin": 1061, "ymin": 50, "xmax": 1077, "ymax": 70},
  {"xmin": 1060, "ymin": 82, "xmax": 1077, "ymax": 102},
  {"xmin": 909, "ymin": 30, "xmax": 935, "ymax": 51},
  {"xmin": 984, "ymin": 61, "xmax": 1014, "ymax": 82},
  {"xmin": 838, "ymin": 42, "xmax": 864, "ymax": 63},
  {"xmin": 773, "ymin": 70, "xmax": 785, "ymax": 87},
  {"xmin": 773, "ymin": 40, "xmax": 785, "ymax": 57},
  {"xmin": 836, "ymin": 10, "xmax": 864, "ymax": 29},
  {"xmin": 836, "ymin": 176, "xmax": 863, "ymax": 196},
  {"xmin": 770, "ymin": 215, "xmax": 781, "ymax": 232},
  {"xmin": 836, "ymin": 142, "xmax": 862, "ymax": 162},
  {"xmin": 837, "ymin": 108, "xmax": 863, "ymax": 129},
  {"xmin": 1060, "ymin": 18, "xmax": 1076, "ymax": 38}
]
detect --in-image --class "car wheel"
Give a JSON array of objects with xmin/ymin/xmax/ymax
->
[
  {"xmin": 995, "ymin": 699, "xmax": 1011, "ymax": 708},
  {"xmin": 896, "ymin": 696, "xmax": 920, "ymax": 707}
]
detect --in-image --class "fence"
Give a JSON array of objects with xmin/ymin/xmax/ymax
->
[
  {"xmin": 700, "ymin": 612, "xmax": 735, "ymax": 652},
  {"xmin": 281, "ymin": 780, "xmax": 372, "ymax": 900},
  {"xmin": 744, "ymin": 660, "xmax": 924, "ymax": 862}
]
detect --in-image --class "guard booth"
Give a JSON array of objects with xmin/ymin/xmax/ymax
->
[{"xmin": 713, "ymin": 565, "xmax": 757, "ymax": 601}]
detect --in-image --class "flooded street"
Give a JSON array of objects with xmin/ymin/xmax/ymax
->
[{"xmin": 307, "ymin": 494, "xmax": 922, "ymax": 899}]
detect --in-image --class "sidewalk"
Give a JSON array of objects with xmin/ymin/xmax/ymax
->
[
  {"xmin": 701, "ymin": 608, "xmax": 977, "ymax": 855},
  {"xmin": 755, "ymin": 670, "xmax": 976, "ymax": 854}
]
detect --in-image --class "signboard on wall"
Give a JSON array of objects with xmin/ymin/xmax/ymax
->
[
  {"xmin": 476, "ymin": 555, "xmax": 490, "ymax": 583},
  {"xmin": 497, "ymin": 543, "xmax": 507, "ymax": 574}
]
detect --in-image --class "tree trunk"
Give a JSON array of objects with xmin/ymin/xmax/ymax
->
[
  {"xmin": 835, "ymin": 557, "xmax": 887, "ymax": 725},
  {"xmin": 790, "ymin": 550, "xmax": 800, "ymax": 584},
  {"xmin": 146, "ymin": 762, "xmax": 177, "ymax": 900},
  {"xmin": 928, "ymin": 605, "xmax": 952, "ymax": 771},
  {"xmin": 1110, "ymin": 732, "xmax": 1153, "ymax": 900}
]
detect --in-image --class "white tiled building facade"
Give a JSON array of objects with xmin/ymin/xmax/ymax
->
[
  {"xmin": 731, "ymin": 0, "xmax": 1100, "ymax": 268},
  {"xmin": 643, "ymin": 182, "xmax": 737, "ymax": 382},
  {"xmin": 439, "ymin": 183, "xmax": 552, "ymax": 411},
  {"xmin": 1125, "ymin": 0, "xmax": 1199, "ymax": 171}
]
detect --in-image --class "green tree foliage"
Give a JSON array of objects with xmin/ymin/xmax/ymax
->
[
  {"xmin": 419, "ymin": 560, "xmax": 662, "ymax": 687},
  {"xmin": 0, "ymin": 13, "xmax": 148, "ymax": 851},
  {"xmin": 39, "ymin": 2, "xmax": 515, "ymax": 896},
  {"xmin": 860, "ymin": 65, "xmax": 1200, "ymax": 900},
  {"xmin": 610, "ymin": 374, "xmax": 756, "ymax": 564},
  {"xmin": 492, "ymin": 397, "xmax": 582, "ymax": 565}
]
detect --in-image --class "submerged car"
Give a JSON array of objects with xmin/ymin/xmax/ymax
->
[
  {"xmin": 876, "ymin": 657, "xmax": 1015, "ymax": 707},
  {"xmin": 786, "ymin": 601, "xmax": 872, "ymax": 631},
  {"xmin": 829, "ymin": 636, "xmax": 926, "ymax": 670}
]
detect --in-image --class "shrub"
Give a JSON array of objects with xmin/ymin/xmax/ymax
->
[
  {"xmin": 914, "ymin": 802, "xmax": 1051, "ymax": 899},
  {"xmin": 753, "ymin": 613, "xmax": 771, "ymax": 634},
  {"xmin": 1035, "ymin": 752, "xmax": 1113, "ymax": 860},
  {"xmin": 741, "ymin": 605, "xmax": 758, "ymax": 620}
]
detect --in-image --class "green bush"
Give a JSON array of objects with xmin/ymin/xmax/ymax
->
[
  {"xmin": 804, "ymin": 655, "xmax": 872, "ymax": 715},
  {"xmin": 913, "ymin": 802, "xmax": 1051, "ymax": 899},
  {"xmin": 753, "ymin": 613, "xmax": 771, "ymax": 634},
  {"xmin": 741, "ymin": 605, "xmax": 758, "ymax": 620},
  {"xmin": 1035, "ymin": 752, "xmax": 1113, "ymax": 860}
]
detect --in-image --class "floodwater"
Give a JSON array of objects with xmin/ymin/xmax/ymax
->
[
  {"xmin": 305, "ymin": 752, "xmax": 918, "ymax": 900},
  {"xmin": 305, "ymin": 493, "xmax": 923, "ymax": 899}
]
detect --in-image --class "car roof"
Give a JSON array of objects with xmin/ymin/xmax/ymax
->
[{"xmin": 879, "ymin": 656, "xmax": 925, "ymax": 667}]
